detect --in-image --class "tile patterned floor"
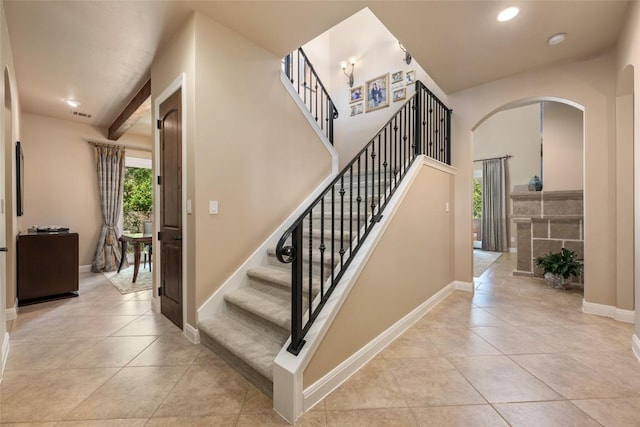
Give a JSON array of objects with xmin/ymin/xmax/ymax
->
[{"xmin": 1, "ymin": 253, "xmax": 639, "ymax": 426}]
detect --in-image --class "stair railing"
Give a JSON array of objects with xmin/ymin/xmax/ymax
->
[
  {"xmin": 276, "ymin": 80, "xmax": 451, "ymax": 355},
  {"xmin": 283, "ymin": 48, "xmax": 338, "ymax": 144}
]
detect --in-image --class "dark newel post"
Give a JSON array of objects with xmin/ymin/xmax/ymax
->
[
  {"xmin": 414, "ymin": 81, "xmax": 423, "ymax": 156},
  {"xmin": 446, "ymin": 108, "xmax": 452, "ymax": 165},
  {"xmin": 284, "ymin": 53, "xmax": 292, "ymax": 82},
  {"xmin": 288, "ymin": 224, "xmax": 305, "ymax": 355},
  {"xmin": 328, "ymin": 100, "xmax": 335, "ymax": 145}
]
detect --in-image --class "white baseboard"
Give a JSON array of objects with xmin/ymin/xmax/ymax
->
[
  {"xmin": 79, "ymin": 264, "xmax": 92, "ymax": 273},
  {"xmin": 452, "ymin": 281, "xmax": 473, "ymax": 292},
  {"xmin": 184, "ymin": 323, "xmax": 200, "ymax": 344},
  {"xmin": 302, "ymin": 280, "xmax": 457, "ymax": 414},
  {"xmin": 632, "ymin": 334, "xmax": 640, "ymax": 363},
  {"xmin": 582, "ymin": 299, "xmax": 635, "ymax": 323},
  {"xmin": 1, "ymin": 331, "xmax": 10, "ymax": 381},
  {"xmin": 6, "ymin": 306, "xmax": 16, "ymax": 321}
]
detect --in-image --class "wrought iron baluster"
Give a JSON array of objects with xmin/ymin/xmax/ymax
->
[
  {"xmin": 308, "ymin": 212, "xmax": 313, "ymax": 317},
  {"xmin": 370, "ymin": 144, "xmax": 376, "ymax": 220},
  {"xmin": 357, "ymin": 157, "xmax": 361, "ymax": 243},
  {"xmin": 383, "ymin": 127, "xmax": 388, "ymax": 205},
  {"xmin": 320, "ymin": 198, "xmax": 325, "ymax": 297},
  {"xmin": 339, "ymin": 176, "xmax": 345, "ymax": 268},
  {"xmin": 364, "ymin": 147, "xmax": 369, "ymax": 227},
  {"xmin": 287, "ymin": 224, "xmax": 304, "ymax": 355},
  {"xmin": 349, "ymin": 166, "xmax": 353, "ymax": 257}
]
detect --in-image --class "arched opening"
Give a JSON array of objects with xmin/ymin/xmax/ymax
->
[{"xmin": 472, "ymin": 97, "xmax": 585, "ymax": 296}]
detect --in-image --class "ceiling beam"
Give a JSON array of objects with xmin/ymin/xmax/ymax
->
[{"xmin": 108, "ymin": 79, "xmax": 151, "ymax": 140}]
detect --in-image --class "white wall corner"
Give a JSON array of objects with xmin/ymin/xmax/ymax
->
[
  {"xmin": 452, "ymin": 281, "xmax": 473, "ymax": 292},
  {"xmin": 184, "ymin": 323, "xmax": 200, "ymax": 344},
  {"xmin": 582, "ymin": 299, "xmax": 635, "ymax": 323},
  {"xmin": 632, "ymin": 334, "xmax": 640, "ymax": 363},
  {"xmin": 6, "ymin": 299, "xmax": 17, "ymax": 321},
  {"xmin": 79, "ymin": 264, "xmax": 92, "ymax": 273},
  {"xmin": 280, "ymin": 72, "xmax": 338, "ymax": 174},
  {"xmin": 1, "ymin": 331, "xmax": 10, "ymax": 380}
]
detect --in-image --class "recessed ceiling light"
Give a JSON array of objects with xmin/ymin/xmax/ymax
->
[
  {"xmin": 497, "ymin": 7, "xmax": 519, "ymax": 22},
  {"xmin": 548, "ymin": 32, "xmax": 567, "ymax": 46},
  {"xmin": 64, "ymin": 99, "xmax": 80, "ymax": 108}
]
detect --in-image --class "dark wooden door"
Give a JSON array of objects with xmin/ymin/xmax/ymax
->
[{"xmin": 159, "ymin": 89, "xmax": 183, "ymax": 329}]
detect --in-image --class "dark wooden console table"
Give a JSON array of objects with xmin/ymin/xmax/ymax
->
[
  {"xmin": 118, "ymin": 233, "xmax": 152, "ymax": 283},
  {"xmin": 17, "ymin": 231, "xmax": 79, "ymax": 304}
]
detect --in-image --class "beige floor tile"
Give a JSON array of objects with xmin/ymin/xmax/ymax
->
[
  {"xmin": 145, "ymin": 415, "xmax": 238, "ymax": 427},
  {"xmin": 323, "ymin": 358, "xmax": 407, "ymax": 410},
  {"xmin": 572, "ymin": 397, "xmax": 640, "ymax": 426},
  {"xmin": 5, "ymin": 337, "xmax": 102, "ymax": 370},
  {"xmin": 519, "ymin": 325, "xmax": 601, "ymax": 354},
  {"xmin": 0, "ymin": 368, "xmax": 118, "ymax": 423},
  {"xmin": 386, "ymin": 357, "xmax": 485, "ymax": 407},
  {"xmin": 0, "ymin": 423, "xmax": 58, "ymax": 426},
  {"xmin": 493, "ymin": 401, "xmax": 601, "ymax": 427},
  {"xmin": 470, "ymin": 325, "xmax": 557, "ymax": 354},
  {"xmin": 237, "ymin": 410, "xmax": 326, "ymax": 426},
  {"xmin": 241, "ymin": 385, "xmax": 274, "ymax": 413},
  {"xmin": 64, "ymin": 366, "xmax": 187, "ymax": 420},
  {"xmin": 127, "ymin": 332, "xmax": 202, "ymax": 366},
  {"xmin": 568, "ymin": 350, "xmax": 640, "ymax": 393},
  {"xmin": 9, "ymin": 315, "xmax": 138, "ymax": 339},
  {"xmin": 191, "ymin": 345, "xmax": 224, "ymax": 365},
  {"xmin": 416, "ymin": 306, "xmax": 509, "ymax": 329},
  {"xmin": 66, "ymin": 336, "xmax": 158, "ymax": 368},
  {"xmin": 325, "ymin": 408, "xmax": 417, "ymax": 427},
  {"xmin": 511, "ymin": 353, "xmax": 636, "ymax": 399},
  {"xmin": 110, "ymin": 314, "xmax": 175, "ymax": 336},
  {"xmin": 381, "ymin": 327, "xmax": 440, "ymax": 359},
  {"xmin": 448, "ymin": 355, "xmax": 562, "ymax": 403},
  {"xmin": 566, "ymin": 323, "xmax": 635, "ymax": 352},
  {"xmin": 410, "ymin": 405, "xmax": 508, "ymax": 426},
  {"xmin": 421, "ymin": 328, "xmax": 501, "ymax": 357},
  {"xmin": 97, "ymin": 299, "xmax": 152, "ymax": 316},
  {"xmin": 152, "ymin": 363, "xmax": 250, "ymax": 417},
  {"xmin": 55, "ymin": 419, "xmax": 149, "ymax": 426}
]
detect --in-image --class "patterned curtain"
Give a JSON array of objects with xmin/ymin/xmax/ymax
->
[
  {"xmin": 91, "ymin": 144, "xmax": 127, "ymax": 272},
  {"xmin": 481, "ymin": 158, "xmax": 508, "ymax": 252}
]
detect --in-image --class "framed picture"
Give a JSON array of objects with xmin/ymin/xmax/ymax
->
[
  {"xmin": 16, "ymin": 140, "xmax": 24, "ymax": 216},
  {"xmin": 365, "ymin": 74, "xmax": 389, "ymax": 113},
  {"xmin": 350, "ymin": 102, "xmax": 364, "ymax": 116},
  {"xmin": 350, "ymin": 85, "xmax": 363, "ymax": 104},
  {"xmin": 406, "ymin": 70, "xmax": 416, "ymax": 84},
  {"xmin": 391, "ymin": 70, "xmax": 403, "ymax": 84},
  {"xmin": 392, "ymin": 87, "xmax": 406, "ymax": 102},
  {"xmin": 350, "ymin": 104, "xmax": 357, "ymax": 116}
]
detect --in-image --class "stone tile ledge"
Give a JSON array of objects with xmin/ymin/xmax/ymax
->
[
  {"xmin": 512, "ymin": 215, "xmax": 584, "ymax": 220},
  {"xmin": 510, "ymin": 190, "xmax": 583, "ymax": 201}
]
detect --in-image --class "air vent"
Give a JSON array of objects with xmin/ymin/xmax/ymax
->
[{"xmin": 72, "ymin": 111, "xmax": 92, "ymax": 118}]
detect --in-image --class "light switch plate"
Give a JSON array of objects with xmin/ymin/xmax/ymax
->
[
  {"xmin": 186, "ymin": 199, "xmax": 192, "ymax": 214},
  {"xmin": 209, "ymin": 200, "xmax": 218, "ymax": 215}
]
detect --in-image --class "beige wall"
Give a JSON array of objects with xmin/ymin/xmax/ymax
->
[
  {"xmin": 450, "ymin": 52, "xmax": 618, "ymax": 308},
  {"xmin": 151, "ymin": 12, "xmax": 333, "ymax": 327},
  {"xmin": 304, "ymin": 162, "xmax": 454, "ymax": 387},
  {"xmin": 304, "ymin": 8, "xmax": 449, "ymax": 168},
  {"xmin": 616, "ymin": 1, "xmax": 639, "ymax": 331},
  {"xmin": 473, "ymin": 103, "xmax": 541, "ymax": 248},
  {"xmin": 542, "ymin": 101, "xmax": 584, "ymax": 191},
  {"xmin": 20, "ymin": 113, "xmax": 151, "ymax": 267}
]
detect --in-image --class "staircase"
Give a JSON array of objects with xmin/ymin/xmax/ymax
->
[{"xmin": 199, "ymin": 172, "xmax": 381, "ymax": 397}]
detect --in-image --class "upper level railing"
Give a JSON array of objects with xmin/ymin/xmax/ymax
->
[
  {"xmin": 283, "ymin": 48, "xmax": 338, "ymax": 144},
  {"xmin": 276, "ymin": 80, "xmax": 451, "ymax": 355}
]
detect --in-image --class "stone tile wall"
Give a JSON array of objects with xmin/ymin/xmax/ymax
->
[{"xmin": 511, "ymin": 190, "xmax": 583, "ymax": 283}]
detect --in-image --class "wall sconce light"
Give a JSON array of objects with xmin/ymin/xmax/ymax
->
[
  {"xmin": 398, "ymin": 42, "xmax": 412, "ymax": 65},
  {"xmin": 340, "ymin": 57, "xmax": 356, "ymax": 88}
]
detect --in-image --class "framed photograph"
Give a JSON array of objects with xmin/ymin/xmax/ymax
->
[
  {"xmin": 350, "ymin": 85, "xmax": 363, "ymax": 104},
  {"xmin": 365, "ymin": 74, "xmax": 389, "ymax": 113},
  {"xmin": 392, "ymin": 87, "xmax": 406, "ymax": 102},
  {"xmin": 406, "ymin": 70, "xmax": 416, "ymax": 84},
  {"xmin": 391, "ymin": 70, "xmax": 403, "ymax": 84},
  {"xmin": 16, "ymin": 140, "xmax": 24, "ymax": 216},
  {"xmin": 350, "ymin": 102, "xmax": 364, "ymax": 116}
]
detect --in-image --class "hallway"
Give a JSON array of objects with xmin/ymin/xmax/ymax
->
[{"xmin": 2, "ymin": 254, "xmax": 639, "ymax": 426}]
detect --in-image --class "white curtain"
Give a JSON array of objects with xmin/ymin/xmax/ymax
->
[
  {"xmin": 91, "ymin": 144, "xmax": 127, "ymax": 272},
  {"xmin": 481, "ymin": 158, "xmax": 508, "ymax": 252}
]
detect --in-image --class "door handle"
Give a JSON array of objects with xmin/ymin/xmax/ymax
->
[
  {"xmin": 172, "ymin": 236, "xmax": 182, "ymax": 241},
  {"xmin": 0, "ymin": 247, "xmax": 7, "ymax": 252}
]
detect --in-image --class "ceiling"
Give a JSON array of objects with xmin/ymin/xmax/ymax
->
[{"xmin": 3, "ymin": 1, "xmax": 630, "ymax": 134}]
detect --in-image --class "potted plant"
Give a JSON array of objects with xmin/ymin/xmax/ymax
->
[{"xmin": 535, "ymin": 248, "xmax": 582, "ymax": 289}]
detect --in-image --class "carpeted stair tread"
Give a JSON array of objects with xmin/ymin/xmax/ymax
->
[
  {"xmin": 199, "ymin": 313, "xmax": 283, "ymax": 382},
  {"xmin": 247, "ymin": 265, "xmax": 320, "ymax": 295},
  {"xmin": 224, "ymin": 286, "xmax": 290, "ymax": 331}
]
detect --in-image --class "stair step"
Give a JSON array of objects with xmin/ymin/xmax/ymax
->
[
  {"xmin": 267, "ymin": 246, "xmax": 345, "ymax": 270},
  {"xmin": 224, "ymin": 286, "xmax": 290, "ymax": 331},
  {"xmin": 199, "ymin": 312, "xmax": 284, "ymax": 395},
  {"xmin": 247, "ymin": 265, "xmax": 322, "ymax": 296}
]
